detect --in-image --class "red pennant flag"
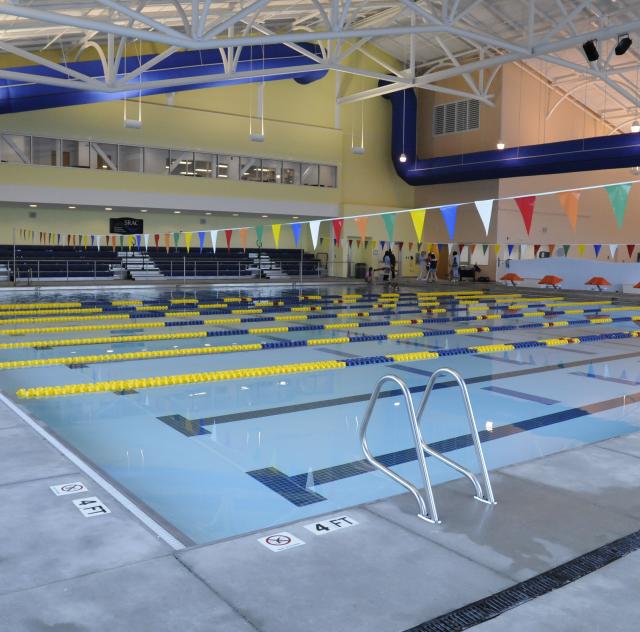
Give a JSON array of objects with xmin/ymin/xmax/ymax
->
[
  {"xmin": 332, "ymin": 219, "xmax": 344, "ymax": 243},
  {"xmin": 627, "ymin": 244, "xmax": 635, "ymax": 258},
  {"xmin": 225, "ymin": 229, "xmax": 233, "ymax": 252},
  {"xmin": 458, "ymin": 243, "xmax": 465, "ymax": 253},
  {"xmin": 515, "ymin": 196, "xmax": 537, "ymax": 234},
  {"xmin": 154, "ymin": 234, "xmax": 160, "ymax": 250},
  {"xmin": 397, "ymin": 241, "xmax": 404, "ymax": 250},
  {"xmin": 534, "ymin": 244, "xmax": 541, "ymax": 257},
  {"xmin": 348, "ymin": 239, "xmax": 353, "ymax": 248},
  {"xmin": 408, "ymin": 242, "xmax": 413, "ymax": 251},
  {"xmin": 111, "ymin": 235, "xmax": 117, "ymax": 251}
]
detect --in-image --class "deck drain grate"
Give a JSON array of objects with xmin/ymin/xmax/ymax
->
[{"xmin": 405, "ymin": 530, "xmax": 640, "ymax": 631}]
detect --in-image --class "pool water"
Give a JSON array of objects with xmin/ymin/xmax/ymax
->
[{"xmin": 2, "ymin": 285, "xmax": 640, "ymax": 545}]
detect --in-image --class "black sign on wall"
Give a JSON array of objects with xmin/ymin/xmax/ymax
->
[{"xmin": 109, "ymin": 217, "xmax": 143, "ymax": 235}]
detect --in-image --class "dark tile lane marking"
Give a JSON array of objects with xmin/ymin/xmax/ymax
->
[
  {"xmin": 249, "ymin": 391, "xmax": 640, "ymax": 506},
  {"xmin": 482, "ymin": 385, "xmax": 559, "ymax": 405},
  {"xmin": 157, "ymin": 349, "xmax": 640, "ymax": 435}
]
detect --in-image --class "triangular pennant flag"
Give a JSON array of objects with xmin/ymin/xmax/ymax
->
[
  {"xmin": 408, "ymin": 242, "xmax": 413, "ymax": 251},
  {"xmin": 606, "ymin": 183, "xmax": 633, "ymax": 228},
  {"xmin": 144, "ymin": 234, "xmax": 150, "ymax": 251},
  {"xmin": 164, "ymin": 233, "xmax": 170, "ymax": 253},
  {"xmin": 482, "ymin": 244, "xmax": 488, "ymax": 255},
  {"xmin": 514, "ymin": 196, "xmax": 536, "ymax": 234},
  {"xmin": 210, "ymin": 230, "xmax": 218, "ymax": 254},
  {"xmin": 534, "ymin": 244, "xmax": 541, "ymax": 257},
  {"xmin": 380, "ymin": 240, "xmax": 386, "ymax": 251},
  {"xmin": 382, "ymin": 213, "xmax": 396, "ymax": 242},
  {"xmin": 118, "ymin": 235, "xmax": 124, "ymax": 248},
  {"xmin": 354, "ymin": 216, "xmax": 368, "ymax": 242},
  {"xmin": 409, "ymin": 209, "xmax": 426, "ymax": 241},
  {"xmin": 172, "ymin": 232, "xmax": 180, "ymax": 250},
  {"xmin": 474, "ymin": 200, "xmax": 493, "ymax": 235},
  {"xmin": 609, "ymin": 244, "xmax": 619, "ymax": 259},
  {"xmin": 96, "ymin": 235, "xmax": 101, "ymax": 252},
  {"xmin": 239, "ymin": 228, "xmax": 248, "ymax": 252},
  {"xmin": 90, "ymin": 235, "xmax": 95, "ymax": 247},
  {"xmin": 309, "ymin": 221, "xmax": 321, "ymax": 250},
  {"xmin": 128, "ymin": 235, "xmax": 134, "ymax": 250},
  {"xmin": 184, "ymin": 232, "xmax": 192, "ymax": 253},
  {"xmin": 548, "ymin": 244, "xmax": 555, "ymax": 256},
  {"xmin": 469, "ymin": 244, "xmax": 476, "ymax": 256},
  {"xmin": 507, "ymin": 244, "xmax": 514, "ymax": 256},
  {"xmin": 224, "ymin": 229, "xmax": 232, "ymax": 252},
  {"xmin": 111, "ymin": 235, "xmax": 116, "ymax": 251},
  {"xmin": 593, "ymin": 244, "xmax": 602, "ymax": 257},
  {"xmin": 198, "ymin": 231, "xmax": 205, "ymax": 253},
  {"xmin": 493, "ymin": 244, "xmax": 501, "ymax": 255},
  {"xmin": 256, "ymin": 225, "xmax": 264, "ymax": 244},
  {"xmin": 348, "ymin": 239, "xmax": 353, "ymax": 248},
  {"xmin": 154, "ymin": 234, "xmax": 160, "ymax": 250},
  {"xmin": 627, "ymin": 244, "xmax": 635, "ymax": 258},
  {"xmin": 291, "ymin": 223, "xmax": 302, "ymax": 247},
  {"xmin": 440, "ymin": 205, "xmax": 458, "ymax": 240},
  {"xmin": 563, "ymin": 244, "xmax": 570, "ymax": 256},
  {"xmin": 135, "ymin": 234, "xmax": 141, "ymax": 250},
  {"xmin": 272, "ymin": 224, "xmax": 281, "ymax": 248},
  {"xmin": 332, "ymin": 219, "xmax": 344, "ymax": 243},
  {"xmin": 397, "ymin": 241, "xmax": 404, "ymax": 250},
  {"xmin": 558, "ymin": 191, "xmax": 580, "ymax": 232},
  {"xmin": 356, "ymin": 239, "xmax": 361, "ymax": 248},
  {"xmin": 578, "ymin": 244, "xmax": 585, "ymax": 257}
]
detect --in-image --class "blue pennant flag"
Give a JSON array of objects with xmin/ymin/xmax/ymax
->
[
  {"xmin": 440, "ymin": 205, "xmax": 458, "ymax": 240},
  {"xmin": 291, "ymin": 223, "xmax": 302, "ymax": 247}
]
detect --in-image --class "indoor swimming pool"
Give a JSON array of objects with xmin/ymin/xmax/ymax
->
[{"xmin": 1, "ymin": 284, "xmax": 640, "ymax": 545}]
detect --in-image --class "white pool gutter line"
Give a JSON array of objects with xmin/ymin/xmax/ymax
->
[{"xmin": 0, "ymin": 392, "xmax": 186, "ymax": 551}]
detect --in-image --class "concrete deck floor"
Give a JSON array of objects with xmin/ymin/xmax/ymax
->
[{"xmin": 1, "ymin": 394, "xmax": 640, "ymax": 631}]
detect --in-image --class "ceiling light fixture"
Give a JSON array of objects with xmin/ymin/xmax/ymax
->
[
  {"xmin": 292, "ymin": 216, "xmax": 299, "ymax": 219},
  {"xmin": 140, "ymin": 209, "xmax": 148, "ymax": 213},
  {"xmin": 29, "ymin": 204, "xmax": 37, "ymax": 208},
  {"xmin": 105, "ymin": 207, "xmax": 112, "ymax": 211},
  {"xmin": 615, "ymin": 34, "xmax": 632, "ymax": 56},
  {"xmin": 68, "ymin": 205, "xmax": 76, "ymax": 209},
  {"xmin": 232, "ymin": 213, "xmax": 239, "ymax": 216},
  {"xmin": 582, "ymin": 39, "xmax": 599, "ymax": 62},
  {"xmin": 399, "ymin": 153, "xmax": 407, "ymax": 163},
  {"xmin": 174, "ymin": 210, "xmax": 181, "ymax": 214},
  {"xmin": 261, "ymin": 214, "xmax": 268, "ymax": 218},
  {"xmin": 496, "ymin": 140, "xmax": 505, "ymax": 150},
  {"xmin": 632, "ymin": 121, "xmax": 640, "ymax": 133},
  {"xmin": 205, "ymin": 212, "xmax": 212, "ymax": 216}
]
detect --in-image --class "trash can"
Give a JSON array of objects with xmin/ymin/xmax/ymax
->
[{"xmin": 355, "ymin": 262, "xmax": 367, "ymax": 279}]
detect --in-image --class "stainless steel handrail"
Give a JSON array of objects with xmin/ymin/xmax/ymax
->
[{"xmin": 360, "ymin": 368, "xmax": 496, "ymax": 524}]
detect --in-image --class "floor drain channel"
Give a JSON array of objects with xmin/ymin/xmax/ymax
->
[{"xmin": 405, "ymin": 530, "xmax": 640, "ymax": 631}]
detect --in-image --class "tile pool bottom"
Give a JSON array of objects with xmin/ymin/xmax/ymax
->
[{"xmin": 2, "ymin": 284, "xmax": 640, "ymax": 545}]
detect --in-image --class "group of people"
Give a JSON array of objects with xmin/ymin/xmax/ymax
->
[
  {"xmin": 364, "ymin": 247, "xmax": 461, "ymax": 286},
  {"xmin": 416, "ymin": 249, "xmax": 460, "ymax": 283}
]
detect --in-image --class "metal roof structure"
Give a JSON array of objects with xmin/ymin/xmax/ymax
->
[{"xmin": 1, "ymin": 1, "xmax": 640, "ymax": 132}]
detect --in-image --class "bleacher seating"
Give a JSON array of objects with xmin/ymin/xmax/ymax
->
[
  {"xmin": 0, "ymin": 245, "xmax": 323, "ymax": 280},
  {"xmin": 0, "ymin": 245, "xmax": 121, "ymax": 280}
]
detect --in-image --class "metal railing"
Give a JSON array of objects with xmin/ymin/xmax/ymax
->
[
  {"xmin": 6, "ymin": 255, "xmax": 331, "ymax": 283},
  {"xmin": 359, "ymin": 369, "xmax": 496, "ymax": 524}
]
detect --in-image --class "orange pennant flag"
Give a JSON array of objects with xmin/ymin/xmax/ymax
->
[
  {"xmin": 354, "ymin": 216, "xmax": 368, "ymax": 242},
  {"xmin": 558, "ymin": 191, "xmax": 580, "ymax": 232}
]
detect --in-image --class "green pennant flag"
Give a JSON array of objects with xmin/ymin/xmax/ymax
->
[
  {"xmin": 606, "ymin": 183, "xmax": 633, "ymax": 228},
  {"xmin": 255, "ymin": 225, "xmax": 264, "ymax": 244},
  {"xmin": 382, "ymin": 213, "xmax": 396, "ymax": 242},
  {"xmin": 563, "ymin": 244, "xmax": 570, "ymax": 256},
  {"xmin": 482, "ymin": 244, "xmax": 488, "ymax": 255},
  {"xmin": 118, "ymin": 235, "xmax": 124, "ymax": 248},
  {"xmin": 173, "ymin": 232, "xmax": 180, "ymax": 248}
]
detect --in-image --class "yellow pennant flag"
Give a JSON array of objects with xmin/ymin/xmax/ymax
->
[
  {"xmin": 494, "ymin": 244, "xmax": 501, "ymax": 255},
  {"xmin": 83, "ymin": 234, "xmax": 88, "ymax": 249},
  {"xmin": 272, "ymin": 224, "xmax": 281, "ymax": 248},
  {"xmin": 410, "ymin": 209, "xmax": 426, "ymax": 241},
  {"xmin": 185, "ymin": 232, "xmax": 192, "ymax": 253},
  {"xmin": 128, "ymin": 235, "xmax": 134, "ymax": 250},
  {"xmin": 578, "ymin": 244, "xmax": 585, "ymax": 257}
]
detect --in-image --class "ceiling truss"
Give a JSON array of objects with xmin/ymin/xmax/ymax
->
[{"xmin": 0, "ymin": 1, "xmax": 639, "ymax": 132}]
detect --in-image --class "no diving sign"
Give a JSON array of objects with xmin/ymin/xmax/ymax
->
[{"xmin": 258, "ymin": 531, "xmax": 305, "ymax": 552}]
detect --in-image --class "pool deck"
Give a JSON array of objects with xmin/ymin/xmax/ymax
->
[{"xmin": 1, "ymin": 389, "xmax": 640, "ymax": 631}]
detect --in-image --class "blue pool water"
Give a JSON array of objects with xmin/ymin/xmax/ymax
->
[{"xmin": 1, "ymin": 285, "xmax": 640, "ymax": 545}]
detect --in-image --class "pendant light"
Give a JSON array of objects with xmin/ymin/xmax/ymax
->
[{"xmin": 399, "ymin": 89, "xmax": 407, "ymax": 163}]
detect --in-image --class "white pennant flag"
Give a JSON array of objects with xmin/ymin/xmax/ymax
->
[
  {"xmin": 475, "ymin": 199, "xmax": 494, "ymax": 235},
  {"xmin": 143, "ymin": 234, "xmax": 150, "ymax": 251},
  {"xmin": 520, "ymin": 243, "xmax": 528, "ymax": 258},
  {"xmin": 210, "ymin": 230, "xmax": 218, "ymax": 254},
  {"xmin": 309, "ymin": 220, "xmax": 321, "ymax": 250},
  {"xmin": 609, "ymin": 244, "xmax": 619, "ymax": 259},
  {"xmin": 96, "ymin": 235, "xmax": 101, "ymax": 252}
]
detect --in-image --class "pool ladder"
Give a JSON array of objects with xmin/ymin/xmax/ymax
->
[{"xmin": 360, "ymin": 368, "xmax": 496, "ymax": 524}]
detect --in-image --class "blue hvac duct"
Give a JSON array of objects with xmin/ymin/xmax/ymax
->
[
  {"xmin": 0, "ymin": 44, "xmax": 327, "ymax": 114},
  {"xmin": 385, "ymin": 85, "xmax": 640, "ymax": 185}
]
